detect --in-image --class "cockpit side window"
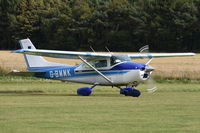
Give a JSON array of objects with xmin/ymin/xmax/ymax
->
[
  {"xmin": 93, "ymin": 60, "xmax": 107, "ymax": 68},
  {"xmin": 82, "ymin": 59, "xmax": 108, "ymax": 69}
]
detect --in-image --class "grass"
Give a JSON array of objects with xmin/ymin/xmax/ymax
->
[{"xmin": 0, "ymin": 77, "xmax": 200, "ymax": 133}]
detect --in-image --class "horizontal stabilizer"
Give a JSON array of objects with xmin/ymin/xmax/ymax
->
[{"xmin": 7, "ymin": 70, "xmax": 45, "ymax": 77}]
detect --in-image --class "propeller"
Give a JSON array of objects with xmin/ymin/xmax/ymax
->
[
  {"xmin": 139, "ymin": 45, "xmax": 157, "ymax": 93},
  {"xmin": 146, "ymin": 76, "xmax": 157, "ymax": 93}
]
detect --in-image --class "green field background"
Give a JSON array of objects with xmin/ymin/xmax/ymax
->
[{"xmin": 0, "ymin": 77, "xmax": 199, "ymax": 133}]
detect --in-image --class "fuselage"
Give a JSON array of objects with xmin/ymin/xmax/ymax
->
[{"xmin": 32, "ymin": 61, "xmax": 151, "ymax": 86}]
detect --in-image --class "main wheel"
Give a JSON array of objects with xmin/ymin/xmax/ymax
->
[{"xmin": 77, "ymin": 87, "xmax": 92, "ymax": 96}]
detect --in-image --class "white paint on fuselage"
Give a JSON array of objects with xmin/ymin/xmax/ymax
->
[{"xmin": 61, "ymin": 69, "xmax": 147, "ymax": 86}]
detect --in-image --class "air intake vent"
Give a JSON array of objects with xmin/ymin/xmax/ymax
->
[{"xmin": 143, "ymin": 73, "xmax": 149, "ymax": 78}]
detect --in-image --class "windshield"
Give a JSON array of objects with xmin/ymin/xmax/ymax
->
[{"xmin": 111, "ymin": 54, "xmax": 132, "ymax": 66}]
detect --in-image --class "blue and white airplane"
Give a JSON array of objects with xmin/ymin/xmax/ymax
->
[{"xmin": 12, "ymin": 39, "xmax": 195, "ymax": 97}]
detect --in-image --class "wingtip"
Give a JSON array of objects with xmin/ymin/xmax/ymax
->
[
  {"xmin": 190, "ymin": 53, "xmax": 196, "ymax": 56},
  {"xmin": 11, "ymin": 49, "xmax": 24, "ymax": 53}
]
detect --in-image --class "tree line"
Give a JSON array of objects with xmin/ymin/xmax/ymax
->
[{"xmin": 0, "ymin": 0, "xmax": 200, "ymax": 52}]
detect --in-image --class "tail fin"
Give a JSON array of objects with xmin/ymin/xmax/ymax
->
[{"xmin": 19, "ymin": 39, "xmax": 66, "ymax": 71}]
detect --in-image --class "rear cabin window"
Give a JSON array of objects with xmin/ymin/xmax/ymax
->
[
  {"xmin": 83, "ymin": 60, "xmax": 108, "ymax": 69},
  {"xmin": 93, "ymin": 60, "xmax": 107, "ymax": 68}
]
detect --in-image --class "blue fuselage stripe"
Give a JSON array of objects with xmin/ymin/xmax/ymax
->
[{"xmin": 74, "ymin": 71, "xmax": 128, "ymax": 77}]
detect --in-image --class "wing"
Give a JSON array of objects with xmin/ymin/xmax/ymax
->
[
  {"xmin": 12, "ymin": 49, "xmax": 112, "ymax": 59},
  {"xmin": 12, "ymin": 49, "xmax": 195, "ymax": 59},
  {"xmin": 128, "ymin": 53, "xmax": 196, "ymax": 58}
]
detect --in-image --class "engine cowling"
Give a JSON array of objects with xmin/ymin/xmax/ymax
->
[
  {"xmin": 77, "ymin": 87, "xmax": 92, "ymax": 96},
  {"xmin": 120, "ymin": 88, "xmax": 141, "ymax": 97}
]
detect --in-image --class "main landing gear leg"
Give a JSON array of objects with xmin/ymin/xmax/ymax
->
[{"xmin": 77, "ymin": 84, "xmax": 97, "ymax": 96}]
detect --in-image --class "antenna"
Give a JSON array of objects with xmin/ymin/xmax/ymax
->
[
  {"xmin": 105, "ymin": 46, "xmax": 112, "ymax": 54},
  {"xmin": 90, "ymin": 46, "xmax": 96, "ymax": 53}
]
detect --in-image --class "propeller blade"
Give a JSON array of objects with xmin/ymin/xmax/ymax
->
[
  {"xmin": 147, "ymin": 76, "xmax": 157, "ymax": 93},
  {"xmin": 139, "ymin": 45, "xmax": 149, "ymax": 53},
  {"xmin": 139, "ymin": 45, "xmax": 153, "ymax": 65}
]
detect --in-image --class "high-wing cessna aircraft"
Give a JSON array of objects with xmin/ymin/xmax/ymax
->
[{"xmin": 11, "ymin": 39, "xmax": 195, "ymax": 97}]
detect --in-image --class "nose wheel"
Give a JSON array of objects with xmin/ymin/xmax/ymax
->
[{"xmin": 120, "ymin": 88, "xmax": 141, "ymax": 97}]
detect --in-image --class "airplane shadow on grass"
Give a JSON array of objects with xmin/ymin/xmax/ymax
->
[{"xmin": 0, "ymin": 90, "xmax": 121, "ymax": 97}]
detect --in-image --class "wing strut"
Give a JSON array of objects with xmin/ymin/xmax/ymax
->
[{"xmin": 78, "ymin": 56, "xmax": 113, "ymax": 84}]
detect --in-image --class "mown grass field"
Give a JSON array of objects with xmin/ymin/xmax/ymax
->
[{"xmin": 0, "ymin": 77, "xmax": 200, "ymax": 133}]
